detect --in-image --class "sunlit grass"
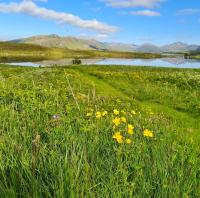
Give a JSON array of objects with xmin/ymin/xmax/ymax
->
[{"xmin": 0, "ymin": 64, "xmax": 199, "ymax": 197}]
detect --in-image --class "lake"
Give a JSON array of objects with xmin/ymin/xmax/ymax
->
[{"xmin": 1, "ymin": 57, "xmax": 200, "ymax": 69}]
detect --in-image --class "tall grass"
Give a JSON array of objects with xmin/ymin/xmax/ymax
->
[{"xmin": 0, "ymin": 64, "xmax": 199, "ymax": 197}]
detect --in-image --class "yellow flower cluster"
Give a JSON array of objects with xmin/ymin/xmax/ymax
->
[
  {"xmin": 112, "ymin": 132, "xmax": 123, "ymax": 143},
  {"xmin": 143, "ymin": 129, "xmax": 154, "ymax": 138},
  {"xmin": 113, "ymin": 117, "xmax": 121, "ymax": 126},
  {"xmin": 86, "ymin": 110, "xmax": 108, "ymax": 119},
  {"xmin": 111, "ymin": 109, "xmax": 135, "ymax": 144},
  {"xmin": 96, "ymin": 111, "xmax": 101, "ymax": 119},
  {"xmin": 112, "ymin": 116, "xmax": 127, "ymax": 126},
  {"xmin": 111, "ymin": 108, "xmax": 154, "ymax": 144},
  {"xmin": 121, "ymin": 117, "xmax": 127, "ymax": 123},
  {"xmin": 86, "ymin": 107, "xmax": 154, "ymax": 145},
  {"xmin": 127, "ymin": 124, "xmax": 134, "ymax": 135},
  {"xmin": 113, "ymin": 109, "xmax": 119, "ymax": 115},
  {"xmin": 112, "ymin": 131, "xmax": 133, "ymax": 144}
]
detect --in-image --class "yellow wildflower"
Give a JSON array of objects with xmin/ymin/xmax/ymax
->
[
  {"xmin": 125, "ymin": 139, "xmax": 132, "ymax": 144},
  {"xmin": 117, "ymin": 138, "xmax": 123, "ymax": 144},
  {"xmin": 113, "ymin": 109, "xmax": 119, "ymax": 115},
  {"xmin": 96, "ymin": 111, "xmax": 101, "ymax": 119},
  {"xmin": 113, "ymin": 132, "xmax": 123, "ymax": 143},
  {"xmin": 127, "ymin": 124, "xmax": 134, "ymax": 135},
  {"xmin": 131, "ymin": 110, "xmax": 137, "ymax": 115},
  {"xmin": 102, "ymin": 111, "xmax": 108, "ymax": 116},
  {"xmin": 86, "ymin": 112, "xmax": 92, "ymax": 117},
  {"xmin": 113, "ymin": 117, "xmax": 121, "ymax": 126},
  {"xmin": 121, "ymin": 116, "xmax": 127, "ymax": 123},
  {"xmin": 143, "ymin": 129, "xmax": 154, "ymax": 138},
  {"xmin": 113, "ymin": 132, "xmax": 121, "ymax": 139}
]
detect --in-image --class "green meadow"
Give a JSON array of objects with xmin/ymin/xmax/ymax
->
[
  {"xmin": 190, "ymin": 54, "xmax": 200, "ymax": 60},
  {"xmin": 0, "ymin": 64, "xmax": 199, "ymax": 197}
]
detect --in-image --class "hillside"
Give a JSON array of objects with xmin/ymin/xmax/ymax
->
[
  {"xmin": 11, "ymin": 35, "xmax": 200, "ymax": 53},
  {"xmin": 0, "ymin": 41, "xmax": 48, "ymax": 51},
  {"xmin": 106, "ymin": 43, "xmax": 138, "ymax": 52},
  {"xmin": 0, "ymin": 41, "xmax": 162, "ymax": 62},
  {"xmin": 0, "ymin": 41, "xmax": 76, "ymax": 62},
  {"xmin": 162, "ymin": 42, "xmax": 199, "ymax": 52},
  {"xmin": 12, "ymin": 34, "xmax": 109, "ymax": 51},
  {"xmin": 136, "ymin": 44, "xmax": 162, "ymax": 53},
  {"xmin": 12, "ymin": 34, "xmax": 139, "ymax": 52}
]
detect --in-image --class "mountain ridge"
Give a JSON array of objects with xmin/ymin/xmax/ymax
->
[{"xmin": 10, "ymin": 35, "xmax": 200, "ymax": 53}]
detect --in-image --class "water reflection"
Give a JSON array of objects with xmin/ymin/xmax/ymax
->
[
  {"xmin": 38, "ymin": 58, "xmax": 103, "ymax": 66},
  {"xmin": 96, "ymin": 58, "xmax": 200, "ymax": 68},
  {"xmin": 1, "ymin": 57, "xmax": 200, "ymax": 69}
]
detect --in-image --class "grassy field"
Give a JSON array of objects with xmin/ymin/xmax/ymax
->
[
  {"xmin": 190, "ymin": 54, "xmax": 200, "ymax": 60},
  {"xmin": 185, "ymin": 51, "xmax": 200, "ymax": 60},
  {"xmin": 0, "ymin": 42, "xmax": 162, "ymax": 62},
  {"xmin": 0, "ymin": 64, "xmax": 199, "ymax": 197}
]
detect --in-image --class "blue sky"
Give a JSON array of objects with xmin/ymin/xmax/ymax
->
[{"xmin": 0, "ymin": 0, "xmax": 200, "ymax": 45}]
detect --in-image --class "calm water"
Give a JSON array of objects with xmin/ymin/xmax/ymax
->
[
  {"xmin": 96, "ymin": 58, "xmax": 200, "ymax": 68},
  {"xmin": 1, "ymin": 57, "xmax": 200, "ymax": 69}
]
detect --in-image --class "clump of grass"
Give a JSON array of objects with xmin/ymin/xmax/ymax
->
[{"xmin": 72, "ymin": 58, "xmax": 82, "ymax": 65}]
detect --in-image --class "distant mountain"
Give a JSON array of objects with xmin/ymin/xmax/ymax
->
[
  {"xmin": 106, "ymin": 43, "xmax": 138, "ymax": 52},
  {"xmin": 10, "ymin": 35, "xmax": 200, "ymax": 53},
  {"xmin": 187, "ymin": 45, "xmax": 200, "ymax": 51},
  {"xmin": 195, "ymin": 46, "xmax": 200, "ymax": 52},
  {"xmin": 136, "ymin": 44, "xmax": 162, "ymax": 53},
  {"xmin": 13, "ymin": 34, "xmax": 141, "ymax": 52},
  {"xmin": 162, "ymin": 42, "xmax": 199, "ymax": 52},
  {"xmin": 12, "ymin": 34, "xmax": 108, "ymax": 51}
]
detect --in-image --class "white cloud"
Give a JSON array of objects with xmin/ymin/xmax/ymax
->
[
  {"xmin": 79, "ymin": 32, "xmax": 109, "ymax": 41},
  {"xmin": 79, "ymin": 33, "xmax": 108, "ymax": 39},
  {"xmin": 101, "ymin": 0, "xmax": 164, "ymax": 8},
  {"xmin": 130, "ymin": 10, "xmax": 161, "ymax": 16},
  {"xmin": 176, "ymin": 9, "xmax": 200, "ymax": 16},
  {"xmin": 79, "ymin": 33, "xmax": 88, "ymax": 37},
  {"xmin": 0, "ymin": 0, "xmax": 118, "ymax": 33},
  {"xmin": 95, "ymin": 33, "xmax": 108, "ymax": 39}
]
